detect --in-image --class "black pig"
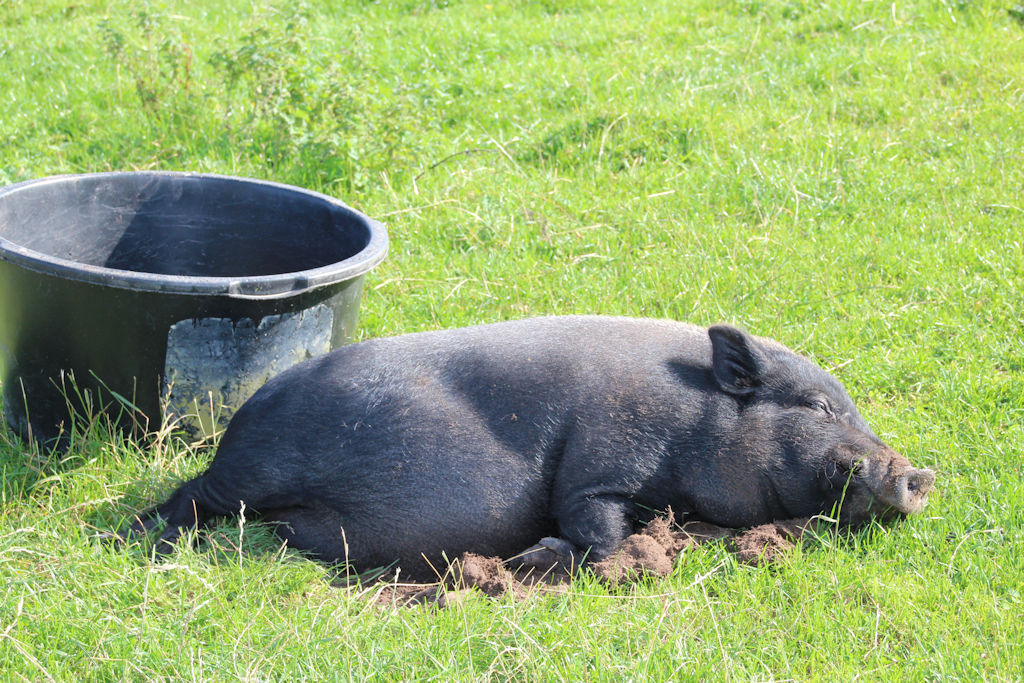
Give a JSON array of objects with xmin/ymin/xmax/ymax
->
[{"xmin": 121, "ymin": 316, "xmax": 935, "ymax": 571}]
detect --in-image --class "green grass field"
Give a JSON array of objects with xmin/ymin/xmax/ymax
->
[{"xmin": 1, "ymin": 0, "xmax": 1023, "ymax": 679}]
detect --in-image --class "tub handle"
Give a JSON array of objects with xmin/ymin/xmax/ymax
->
[{"xmin": 226, "ymin": 277, "xmax": 316, "ymax": 300}]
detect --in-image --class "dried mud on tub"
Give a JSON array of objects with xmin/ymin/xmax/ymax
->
[{"xmin": 372, "ymin": 516, "xmax": 817, "ymax": 608}]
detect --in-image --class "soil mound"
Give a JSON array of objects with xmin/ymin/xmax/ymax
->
[
  {"xmin": 730, "ymin": 518, "xmax": 814, "ymax": 565},
  {"xmin": 372, "ymin": 516, "xmax": 816, "ymax": 608}
]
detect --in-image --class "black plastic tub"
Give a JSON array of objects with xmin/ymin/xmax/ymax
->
[{"xmin": 0, "ymin": 172, "xmax": 388, "ymax": 445}]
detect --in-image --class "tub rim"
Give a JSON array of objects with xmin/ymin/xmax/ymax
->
[{"xmin": 0, "ymin": 171, "xmax": 389, "ymax": 300}]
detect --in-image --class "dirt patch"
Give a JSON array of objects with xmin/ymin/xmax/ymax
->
[
  {"xmin": 588, "ymin": 517, "xmax": 742, "ymax": 585},
  {"xmin": 371, "ymin": 553, "xmax": 572, "ymax": 608},
  {"xmin": 730, "ymin": 518, "xmax": 815, "ymax": 565},
  {"xmin": 370, "ymin": 516, "xmax": 819, "ymax": 608}
]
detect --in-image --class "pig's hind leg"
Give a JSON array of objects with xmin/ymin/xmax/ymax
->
[
  {"xmin": 262, "ymin": 505, "xmax": 355, "ymax": 566},
  {"xmin": 119, "ymin": 474, "xmax": 246, "ymax": 553}
]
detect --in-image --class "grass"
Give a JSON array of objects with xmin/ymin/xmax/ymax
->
[{"xmin": 1, "ymin": 0, "xmax": 1023, "ymax": 679}]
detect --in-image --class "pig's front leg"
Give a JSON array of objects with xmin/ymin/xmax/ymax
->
[
  {"xmin": 513, "ymin": 536, "xmax": 583, "ymax": 572},
  {"xmin": 511, "ymin": 494, "xmax": 635, "ymax": 572}
]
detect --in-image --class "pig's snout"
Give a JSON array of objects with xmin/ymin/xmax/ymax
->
[
  {"xmin": 893, "ymin": 467, "xmax": 936, "ymax": 514},
  {"xmin": 849, "ymin": 443, "xmax": 937, "ymax": 521},
  {"xmin": 868, "ymin": 447, "xmax": 936, "ymax": 516}
]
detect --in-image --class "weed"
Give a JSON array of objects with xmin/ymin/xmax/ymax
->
[{"xmin": 98, "ymin": 8, "xmax": 195, "ymax": 115}]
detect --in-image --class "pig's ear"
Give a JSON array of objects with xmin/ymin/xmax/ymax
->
[{"xmin": 708, "ymin": 325, "xmax": 766, "ymax": 396}]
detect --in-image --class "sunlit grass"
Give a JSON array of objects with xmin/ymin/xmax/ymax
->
[{"xmin": 0, "ymin": 0, "xmax": 1022, "ymax": 679}]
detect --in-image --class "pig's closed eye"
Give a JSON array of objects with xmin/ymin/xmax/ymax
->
[{"xmin": 805, "ymin": 398, "xmax": 835, "ymax": 419}]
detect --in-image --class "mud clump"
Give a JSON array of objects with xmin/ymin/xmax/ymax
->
[
  {"xmin": 373, "ymin": 516, "xmax": 817, "ymax": 608},
  {"xmin": 590, "ymin": 533, "xmax": 675, "ymax": 584},
  {"xmin": 456, "ymin": 553, "xmax": 519, "ymax": 596},
  {"xmin": 589, "ymin": 516, "xmax": 730, "ymax": 584},
  {"xmin": 588, "ymin": 517, "xmax": 804, "ymax": 584},
  {"xmin": 730, "ymin": 519, "xmax": 814, "ymax": 565}
]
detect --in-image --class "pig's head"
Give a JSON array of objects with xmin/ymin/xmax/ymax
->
[{"xmin": 707, "ymin": 325, "xmax": 936, "ymax": 526}]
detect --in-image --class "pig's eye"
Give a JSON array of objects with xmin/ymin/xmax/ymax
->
[{"xmin": 806, "ymin": 398, "xmax": 835, "ymax": 418}]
